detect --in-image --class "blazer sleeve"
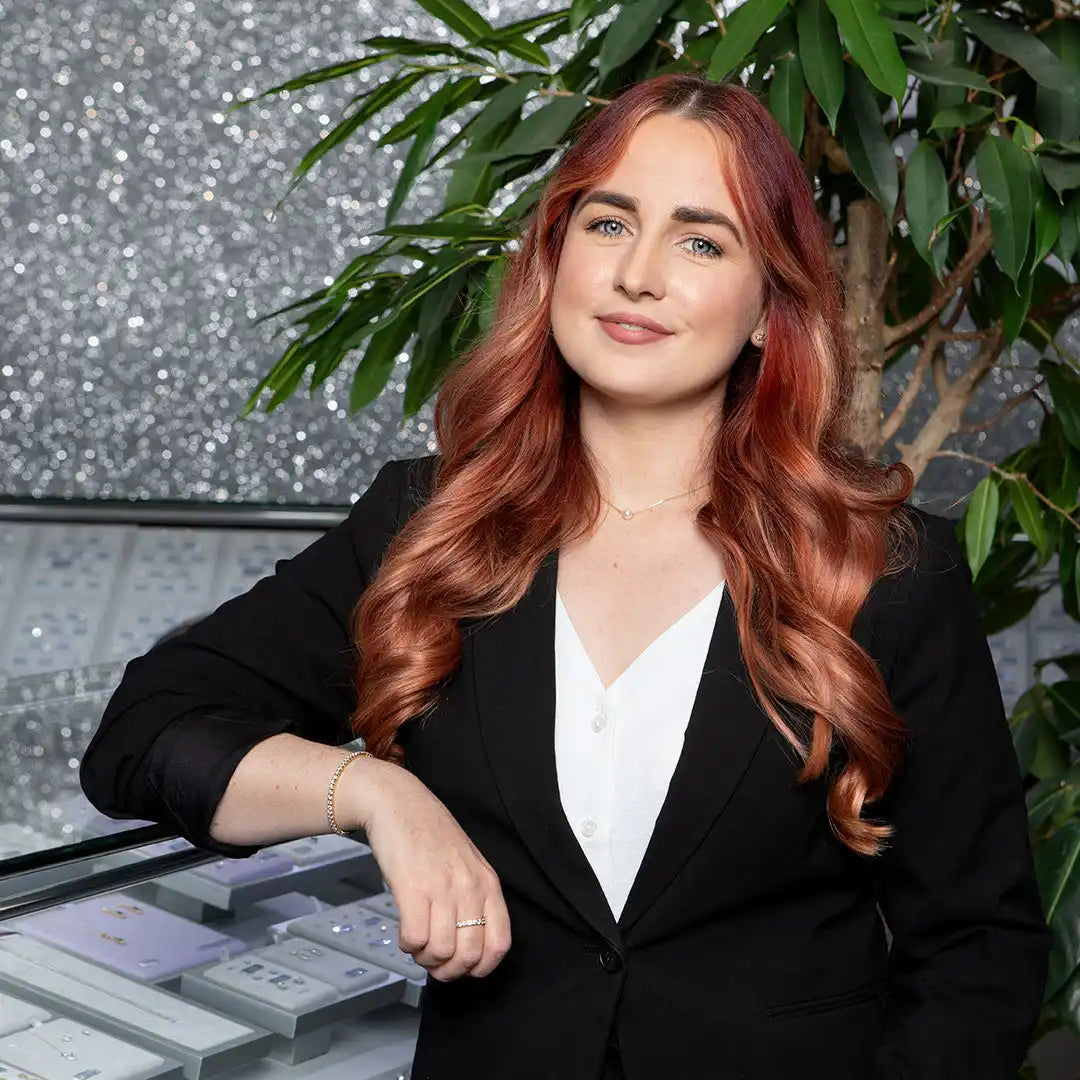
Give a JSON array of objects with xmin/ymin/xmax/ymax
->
[
  {"xmin": 870, "ymin": 508, "xmax": 1052, "ymax": 1080},
  {"xmin": 78, "ymin": 455, "xmax": 412, "ymax": 858}
]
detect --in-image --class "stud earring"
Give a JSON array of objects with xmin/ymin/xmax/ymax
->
[{"xmin": 753, "ymin": 330, "xmax": 766, "ymax": 346}]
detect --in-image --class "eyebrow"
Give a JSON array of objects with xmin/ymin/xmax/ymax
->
[{"xmin": 574, "ymin": 189, "xmax": 744, "ymax": 248}]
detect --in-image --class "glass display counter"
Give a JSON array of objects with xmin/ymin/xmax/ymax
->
[{"xmin": 0, "ymin": 662, "xmax": 420, "ymax": 1080}]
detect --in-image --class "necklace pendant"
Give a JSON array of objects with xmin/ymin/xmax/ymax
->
[{"xmin": 621, "ymin": 508, "xmax": 634, "ymax": 520}]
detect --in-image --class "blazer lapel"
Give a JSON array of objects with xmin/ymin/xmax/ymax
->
[{"xmin": 471, "ymin": 546, "xmax": 772, "ymax": 944}]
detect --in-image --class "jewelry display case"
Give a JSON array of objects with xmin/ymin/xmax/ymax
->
[{"xmin": 0, "ymin": 662, "xmax": 421, "ymax": 1080}]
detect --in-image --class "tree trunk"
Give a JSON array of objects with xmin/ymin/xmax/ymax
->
[{"xmin": 841, "ymin": 198, "xmax": 891, "ymax": 458}]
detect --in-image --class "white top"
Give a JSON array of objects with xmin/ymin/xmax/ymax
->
[{"xmin": 553, "ymin": 580, "xmax": 726, "ymax": 920}]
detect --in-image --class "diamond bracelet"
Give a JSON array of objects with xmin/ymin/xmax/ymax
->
[{"xmin": 326, "ymin": 749, "xmax": 373, "ymax": 837}]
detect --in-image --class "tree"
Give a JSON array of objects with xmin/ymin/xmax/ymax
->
[{"xmin": 231, "ymin": 1, "xmax": 1080, "ymax": 1068}]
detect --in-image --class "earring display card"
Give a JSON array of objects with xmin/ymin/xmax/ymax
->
[
  {"xmin": 6, "ymin": 892, "xmax": 246, "ymax": 980},
  {"xmin": 0, "ymin": 935, "xmax": 256, "ymax": 1053},
  {"xmin": 266, "ymin": 835, "xmax": 367, "ymax": 867},
  {"xmin": 0, "ymin": 993, "xmax": 50, "ymax": 1038},
  {"xmin": 254, "ymin": 940, "xmax": 392, "ymax": 995},
  {"xmin": 190, "ymin": 852, "xmax": 294, "ymax": 888},
  {"xmin": 0, "ymin": 1062, "xmax": 47, "ymax": 1080},
  {"xmin": 198, "ymin": 957, "xmax": 338, "ymax": 1015},
  {"xmin": 0, "ymin": 1018, "xmax": 170, "ymax": 1080},
  {"xmin": 285, "ymin": 905, "xmax": 426, "ymax": 981},
  {"xmin": 354, "ymin": 891, "xmax": 400, "ymax": 921}
]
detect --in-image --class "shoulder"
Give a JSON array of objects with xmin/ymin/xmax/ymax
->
[
  {"xmin": 339, "ymin": 453, "xmax": 441, "ymax": 573},
  {"xmin": 857, "ymin": 503, "xmax": 973, "ymax": 679}
]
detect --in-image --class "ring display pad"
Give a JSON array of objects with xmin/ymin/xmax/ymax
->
[
  {"xmin": 0, "ymin": 936, "xmax": 272, "ymax": 1079},
  {"xmin": 284, "ymin": 904, "xmax": 427, "ymax": 983},
  {"xmin": 5, "ymin": 893, "xmax": 247, "ymax": 981},
  {"xmin": 353, "ymin": 891, "xmax": 400, "ymax": 921},
  {"xmin": 179, "ymin": 950, "xmax": 405, "ymax": 1066},
  {"xmin": 98, "ymin": 837, "xmax": 381, "ymax": 923},
  {"xmin": 254, "ymin": 940, "xmax": 392, "ymax": 995},
  {"xmin": 0, "ymin": 992, "xmax": 50, "ymax": 1038},
  {"xmin": 0, "ymin": 1018, "xmax": 183, "ymax": 1080}
]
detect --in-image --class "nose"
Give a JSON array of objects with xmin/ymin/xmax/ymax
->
[{"xmin": 612, "ymin": 231, "xmax": 666, "ymax": 301}]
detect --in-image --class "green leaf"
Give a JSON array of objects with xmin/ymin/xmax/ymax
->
[
  {"xmin": 1050, "ymin": 681, "xmax": 1080, "ymax": 734},
  {"xmin": 477, "ymin": 253, "xmax": 510, "ymax": 334},
  {"xmin": 875, "ymin": 0, "xmax": 932, "ymax": 12},
  {"xmin": 349, "ymin": 306, "xmax": 419, "ymax": 412},
  {"xmin": 1039, "ymin": 359, "xmax": 1080, "ymax": 453},
  {"xmin": 375, "ymin": 220, "xmax": 513, "ymax": 243},
  {"xmin": 598, "ymin": 0, "xmax": 685, "ymax": 79},
  {"xmin": 1038, "ymin": 152, "xmax": 1080, "ymax": 199},
  {"xmin": 883, "ymin": 17, "xmax": 929, "ymax": 47},
  {"xmin": 958, "ymin": 11, "xmax": 1080, "ymax": 100},
  {"xmin": 976, "ymin": 133, "xmax": 1037, "ymax": 284},
  {"xmin": 377, "ymin": 75, "xmax": 487, "ymax": 149},
  {"xmin": 796, "ymin": 0, "xmax": 845, "ymax": 133},
  {"xmin": 1001, "ymin": 265, "xmax": 1035, "ymax": 345},
  {"xmin": 357, "ymin": 36, "xmax": 489, "ymax": 63},
  {"xmin": 1055, "ymin": 191, "xmax": 1080, "ymax": 264},
  {"xmin": 484, "ymin": 92, "xmax": 588, "ymax": 159},
  {"xmin": 443, "ymin": 77, "xmax": 542, "ymax": 210},
  {"xmin": 1036, "ymin": 18, "xmax": 1080, "ymax": 144},
  {"xmin": 414, "ymin": 0, "xmax": 495, "ymax": 43},
  {"xmin": 475, "ymin": 29, "xmax": 551, "ymax": 68},
  {"xmin": 705, "ymin": 0, "xmax": 790, "ymax": 83},
  {"xmin": 1054, "ymin": 444, "xmax": 1080, "ymax": 512},
  {"xmin": 1033, "ymin": 193, "xmax": 1062, "ymax": 267},
  {"xmin": 964, "ymin": 475, "xmax": 999, "ymax": 580},
  {"xmin": 283, "ymin": 70, "xmax": 428, "ymax": 195},
  {"xmin": 1034, "ymin": 819, "xmax": 1080, "ymax": 998},
  {"xmin": 904, "ymin": 140, "xmax": 949, "ymax": 278},
  {"xmin": 823, "ymin": 0, "xmax": 907, "ymax": 105},
  {"xmin": 904, "ymin": 57, "xmax": 1003, "ymax": 98},
  {"xmin": 980, "ymin": 585, "xmax": 1042, "ymax": 636},
  {"xmin": 228, "ymin": 56, "xmax": 387, "ymax": 111},
  {"xmin": 837, "ymin": 65, "xmax": 899, "ymax": 225},
  {"xmin": 385, "ymin": 79, "xmax": 463, "ymax": 226},
  {"xmin": 568, "ymin": 0, "xmax": 596, "ymax": 34},
  {"xmin": 1009, "ymin": 479, "xmax": 1052, "ymax": 565},
  {"xmin": 669, "ymin": 0, "xmax": 715, "ymax": 21},
  {"xmin": 928, "ymin": 102, "xmax": 994, "ymax": 132},
  {"xmin": 769, "ymin": 54, "xmax": 806, "ymax": 151}
]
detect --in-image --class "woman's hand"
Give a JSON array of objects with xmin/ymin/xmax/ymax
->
[{"xmin": 344, "ymin": 758, "xmax": 512, "ymax": 981}]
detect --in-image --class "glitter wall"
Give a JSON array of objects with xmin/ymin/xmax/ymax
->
[{"xmin": 0, "ymin": 0, "xmax": 1066, "ymax": 507}]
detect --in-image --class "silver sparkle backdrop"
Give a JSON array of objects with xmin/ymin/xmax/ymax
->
[{"xmin": 0, "ymin": 0, "xmax": 1072, "ymax": 507}]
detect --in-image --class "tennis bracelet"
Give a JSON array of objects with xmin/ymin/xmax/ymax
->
[{"xmin": 326, "ymin": 750, "xmax": 373, "ymax": 836}]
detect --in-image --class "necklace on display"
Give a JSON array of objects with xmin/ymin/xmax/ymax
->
[
  {"xmin": 604, "ymin": 481, "xmax": 710, "ymax": 520},
  {"xmin": 4, "ymin": 952, "xmax": 180, "ymax": 1025},
  {"xmin": 25, "ymin": 1024, "xmax": 90, "ymax": 1062}
]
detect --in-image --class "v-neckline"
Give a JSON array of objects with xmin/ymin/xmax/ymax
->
[{"xmin": 555, "ymin": 581, "xmax": 725, "ymax": 694}]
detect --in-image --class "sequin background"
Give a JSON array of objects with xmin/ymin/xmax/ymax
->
[{"xmin": 0, "ymin": 0, "xmax": 1067, "ymax": 506}]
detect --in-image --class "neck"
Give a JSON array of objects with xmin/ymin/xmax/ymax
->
[{"xmin": 577, "ymin": 381, "xmax": 721, "ymax": 511}]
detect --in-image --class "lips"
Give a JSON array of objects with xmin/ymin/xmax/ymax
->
[{"xmin": 597, "ymin": 312, "xmax": 672, "ymax": 335}]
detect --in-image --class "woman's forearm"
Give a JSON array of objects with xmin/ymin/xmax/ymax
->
[{"xmin": 207, "ymin": 732, "xmax": 391, "ymax": 848}]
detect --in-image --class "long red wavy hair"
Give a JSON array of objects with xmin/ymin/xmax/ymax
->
[{"xmin": 348, "ymin": 73, "xmax": 918, "ymax": 858}]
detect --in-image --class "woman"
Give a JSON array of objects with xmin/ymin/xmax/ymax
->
[{"xmin": 80, "ymin": 75, "xmax": 1051, "ymax": 1080}]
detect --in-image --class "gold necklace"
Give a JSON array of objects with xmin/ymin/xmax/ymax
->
[{"xmin": 603, "ymin": 481, "xmax": 710, "ymax": 520}]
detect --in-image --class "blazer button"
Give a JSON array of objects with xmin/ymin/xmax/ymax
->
[{"xmin": 599, "ymin": 945, "xmax": 624, "ymax": 973}]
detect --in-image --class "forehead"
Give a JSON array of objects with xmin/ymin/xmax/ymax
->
[{"xmin": 589, "ymin": 113, "xmax": 736, "ymax": 211}]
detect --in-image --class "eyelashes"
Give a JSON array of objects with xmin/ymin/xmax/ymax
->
[{"xmin": 582, "ymin": 216, "xmax": 724, "ymax": 260}]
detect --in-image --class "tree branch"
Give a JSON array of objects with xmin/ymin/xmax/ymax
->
[
  {"xmin": 883, "ymin": 214, "xmax": 993, "ymax": 350},
  {"xmin": 931, "ymin": 449, "xmax": 1080, "ymax": 532}
]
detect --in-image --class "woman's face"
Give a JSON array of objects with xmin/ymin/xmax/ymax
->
[{"xmin": 550, "ymin": 113, "xmax": 767, "ymax": 409}]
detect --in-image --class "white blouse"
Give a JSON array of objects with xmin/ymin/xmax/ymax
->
[{"xmin": 553, "ymin": 580, "xmax": 726, "ymax": 920}]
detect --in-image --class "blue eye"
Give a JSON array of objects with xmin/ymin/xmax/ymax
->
[{"xmin": 583, "ymin": 216, "xmax": 723, "ymax": 260}]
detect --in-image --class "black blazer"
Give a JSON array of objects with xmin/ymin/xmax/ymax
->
[{"xmin": 80, "ymin": 453, "xmax": 1052, "ymax": 1080}]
